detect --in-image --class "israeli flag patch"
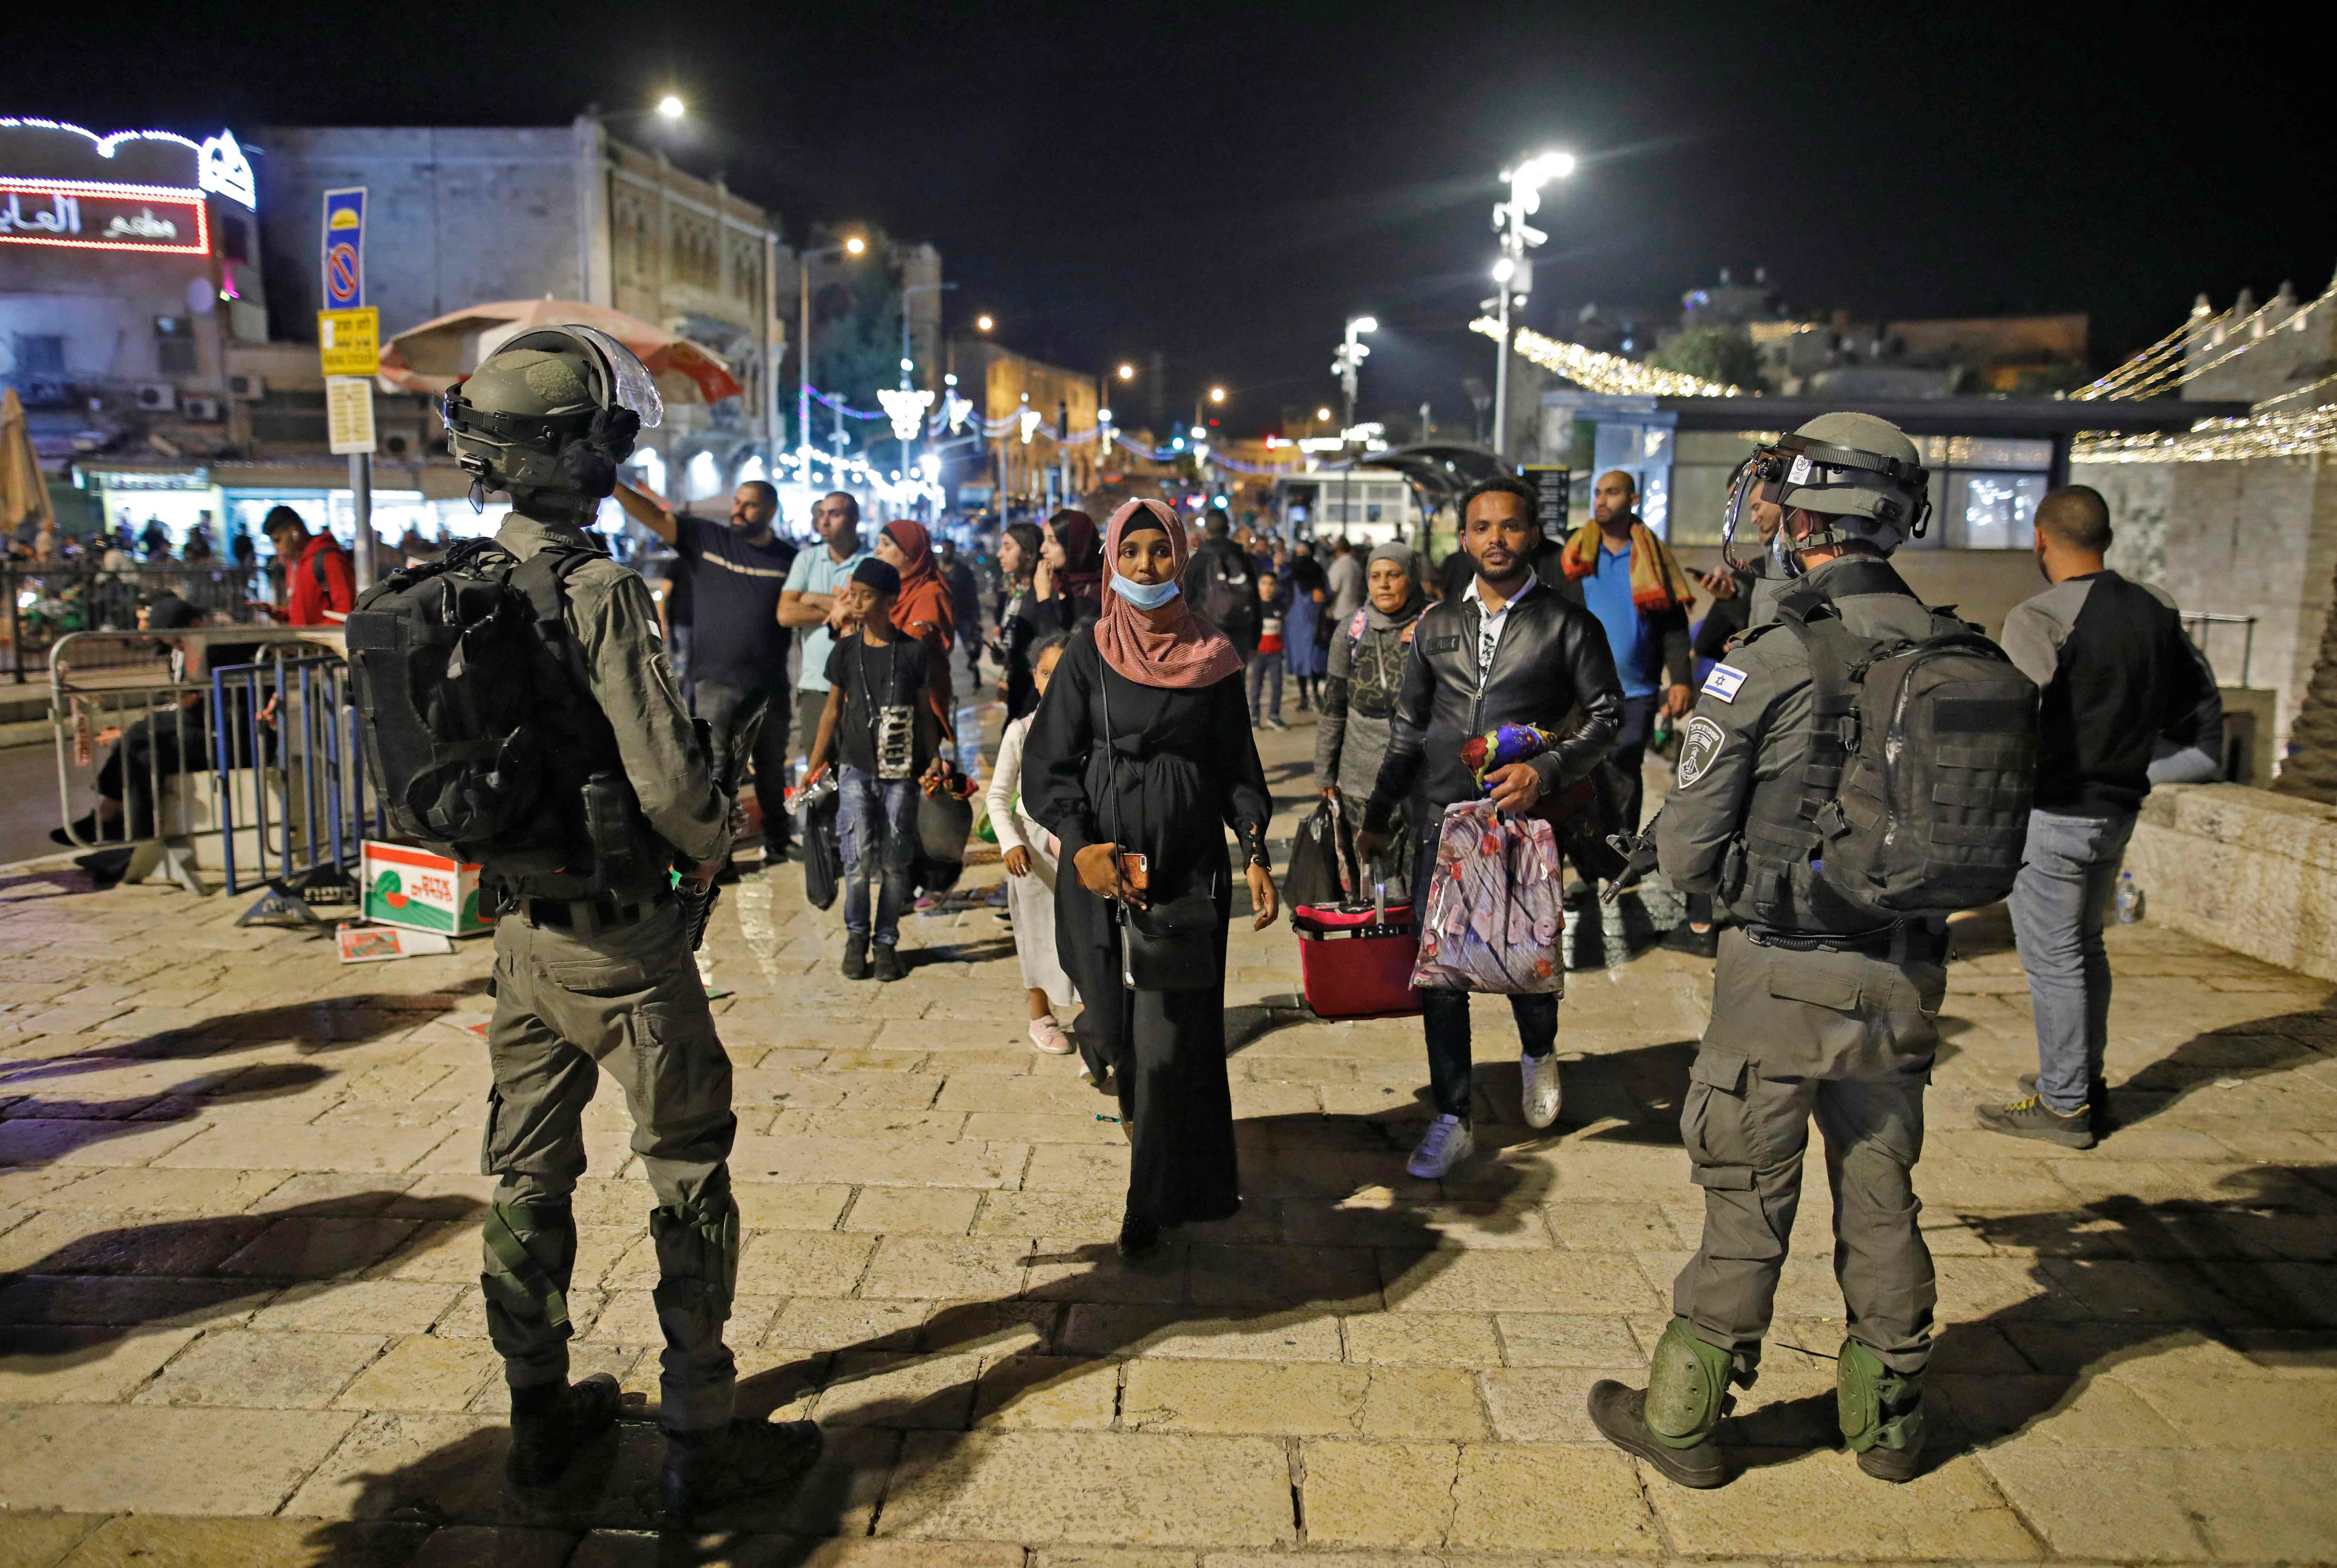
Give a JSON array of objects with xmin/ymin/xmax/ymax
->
[{"xmin": 1702, "ymin": 663, "xmax": 1749, "ymax": 704}]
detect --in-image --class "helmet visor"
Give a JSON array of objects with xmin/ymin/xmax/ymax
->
[{"xmin": 560, "ymin": 324, "xmax": 665, "ymax": 429}]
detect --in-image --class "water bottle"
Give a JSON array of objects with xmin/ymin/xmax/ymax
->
[{"xmin": 2113, "ymin": 871, "xmax": 2143, "ymax": 924}]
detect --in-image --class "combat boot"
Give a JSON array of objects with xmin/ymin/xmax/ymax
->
[
  {"xmin": 505, "ymin": 1373, "xmax": 621, "ymax": 1487},
  {"xmin": 662, "ymin": 1417, "xmax": 824, "ymax": 1522},
  {"xmin": 1837, "ymin": 1338, "xmax": 1925, "ymax": 1483},
  {"xmin": 841, "ymin": 933, "xmax": 870, "ymax": 980},
  {"xmin": 1587, "ymin": 1317, "xmax": 1734, "ymax": 1488}
]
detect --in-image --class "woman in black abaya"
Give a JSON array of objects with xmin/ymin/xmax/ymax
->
[{"xmin": 1022, "ymin": 498, "xmax": 1279, "ymax": 1258}]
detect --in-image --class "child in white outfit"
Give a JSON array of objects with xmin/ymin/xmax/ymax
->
[{"xmin": 986, "ymin": 637, "xmax": 1084, "ymax": 1062}]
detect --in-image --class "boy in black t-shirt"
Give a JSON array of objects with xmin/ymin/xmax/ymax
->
[{"xmin": 805, "ymin": 559, "xmax": 956, "ymax": 981}]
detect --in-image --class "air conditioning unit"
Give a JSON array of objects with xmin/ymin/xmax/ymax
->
[
  {"xmin": 227, "ymin": 372, "xmax": 265, "ymax": 400},
  {"xmin": 182, "ymin": 397, "xmax": 223, "ymax": 423},
  {"xmin": 133, "ymin": 382, "xmax": 176, "ymax": 412}
]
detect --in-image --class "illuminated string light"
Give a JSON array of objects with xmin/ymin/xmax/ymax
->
[
  {"xmin": 1471, "ymin": 317, "xmax": 1744, "ymax": 397},
  {"xmin": 2072, "ymin": 276, "xmax": 2336, "ymax": 402},
  {"xmin": 875, "ymin": 387, "xmax": 934, "ymax": 442},
  {"xmin": 0, "ymin": 118, "xmax": 255, "ymax": 209}
]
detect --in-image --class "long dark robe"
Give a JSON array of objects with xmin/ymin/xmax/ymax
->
[{"xmin": 1022, "ymin": 630, "xmax": 1272, "ymax": 1226}]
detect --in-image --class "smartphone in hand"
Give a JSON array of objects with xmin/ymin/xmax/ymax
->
[{"xmin": 1116, "ymin": 851, "xmax": 1150, "ymax": 893}]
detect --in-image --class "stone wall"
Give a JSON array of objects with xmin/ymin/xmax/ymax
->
[{"xmin": 2124, "ymin": 783, "xmax": 2337, "ymax": 980}]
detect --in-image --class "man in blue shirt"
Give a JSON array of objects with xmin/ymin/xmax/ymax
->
[
  {"xmin": 1550, "ymin": 470, "xmax": 1695, "ymax": 845},
  {"xmin": 779, "ymin": 492, "xmax": 870, "ymax": 881}
]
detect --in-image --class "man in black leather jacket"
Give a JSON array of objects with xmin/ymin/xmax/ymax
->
[{"xmin": 1357, "ymin": 475, "xmax": 1623, "ymax": 1178}]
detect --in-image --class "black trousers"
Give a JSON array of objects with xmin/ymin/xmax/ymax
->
[
  {"xmin": 1609, "ymin": 692, "xmax": 1657, "ymax": 842},
  {"xmin": 1410, "ymin": 827, "xmax": 1558, "ymax": 1120},
  {"xmin": 693, "ymin": 679, "xmax": 791, "ymax": 853}
]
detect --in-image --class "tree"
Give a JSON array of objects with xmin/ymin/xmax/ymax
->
[
  {"xmin": 1646, "ymin": 327, "xmax": 1766, "ymax": 393},
  {"xmin": 800, "ymin": 223, "xmax": 907, "ymax": 454}
]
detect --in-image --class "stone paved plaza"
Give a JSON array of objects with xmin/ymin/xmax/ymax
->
[{"xmin": 4, "ymin": 720, "xmax": 2337, "ymax": 1566}]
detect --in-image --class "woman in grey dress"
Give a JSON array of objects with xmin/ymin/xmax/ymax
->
[{"xmin": 1315, "ymin": 543, "xmax": 1428, "ymax": 895}]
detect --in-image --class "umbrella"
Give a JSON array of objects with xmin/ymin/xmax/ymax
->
[
  {"xmin": 0, "ymin": 387, "xmax": 56, "ymax": 540},
  {"xmin": 375, "ymin": 298, "xmax": 743, "ymax": 405}
]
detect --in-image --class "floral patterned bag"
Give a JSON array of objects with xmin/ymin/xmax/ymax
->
[{"xmin": 1408, "ymin": 799, "xmax": 1566, "ymax": 995}]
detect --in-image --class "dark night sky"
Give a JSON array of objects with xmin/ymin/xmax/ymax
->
[{"xmin": 18, "ymin": 2, "xmax": 2333, "ymax": 437}]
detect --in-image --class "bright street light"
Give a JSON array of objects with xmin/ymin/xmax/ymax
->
[
  {"xmin": 1333, "ymin": 316, "xmax": 1377, "ymax": 430},
  {"xmin": 976, "ymin": 313, "xmax": 995, "ymax": 332},
  {"xmin": 1209, "ymin": 386, "xmax": 1226, "ymax": 404},
  {"xmin": 844, "ymin": 235, "xmax": 867, "ymax": 256},
  {"xmin": 656, "ymin": 95, "xmax": 685, "ymax": 120},
  {"xmin": 1350, "ymin": 316, "xmax": 1378, "ymax": 335},
  {"xmin": 1116, "ymin": 363, "xmax": 1136, "ymax": 380},
  {"xmin": 1488, "ymin": 149, "xmax": 1575, "ymax": 459},
  {"xmin": 1316, "ymin": 407, "xmax": 1332, "ymax": 422}
]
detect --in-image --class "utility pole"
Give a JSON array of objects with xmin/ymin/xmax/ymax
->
[{"xmin": 1488, "ymin": 152, "xmax": 1573, "ymax": 461}]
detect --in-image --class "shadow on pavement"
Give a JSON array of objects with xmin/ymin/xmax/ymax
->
[
  {"xmin": 292, "ymin": 1111, "xmax": 1551, "ymax": 1563},
  {"xmin": 1723, "ymin": 1161, "xmax": 2337, "ymax": 1475}
]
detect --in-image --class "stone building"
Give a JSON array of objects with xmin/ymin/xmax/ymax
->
[
  {"xmin": 947, "ymin": 338, "xmax": 1103, "ymax": 515},
  {"xmin": 254, "ymin": 117, "xmax": 786, "ymax": 502}
]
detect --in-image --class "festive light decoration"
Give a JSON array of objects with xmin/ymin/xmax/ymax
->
[
  {"xmin": 942, "ymin": 388, "xmax": 973, "ymax": 434},
  {"xmin": 1470, "ymin": 317, "xmax": 1744, "ymax": 397},
  {"xmin": 0, "ymin": 117, "xmax": 256, "ymax": 209},
  {"xmin": 2071, "ymin": 276, "xmax": 2335, "ymax": 401},
  {"xmin": 876, "ymin": 387, "xmax": 934, "ymax": 442},
  {"xmin": 1018, "ymin": 408, "xmax": 1043, "ymax": 445},
  {"xmin": 2071, "ymin": 404, "xmax": 2337, "ymax": 463}
]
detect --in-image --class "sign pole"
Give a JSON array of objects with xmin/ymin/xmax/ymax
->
[{"xmin": 319, "ymin": 187, "xmax": 377, "ymax": 591}]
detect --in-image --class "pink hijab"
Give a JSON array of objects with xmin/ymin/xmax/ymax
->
[{"xmin": 1094, "ymin": 499, "xmax": 1244, "ymax": 691}]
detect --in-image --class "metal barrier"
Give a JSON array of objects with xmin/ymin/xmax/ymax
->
[
  {"xmin": 7, "ymin": 563, "xmax": 270, "ymax": 683},
  {"xmin": 48, "ymin": 626, "xmax": 371, "ymax": 895}
]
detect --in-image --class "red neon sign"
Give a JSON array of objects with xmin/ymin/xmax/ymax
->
[{"xmin": 0, "ymin": 177, "xmax": 209, "ymax": 255}]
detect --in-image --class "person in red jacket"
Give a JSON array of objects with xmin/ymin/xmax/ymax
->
[{"xmin": 259, "ymin": 506, "xmax": 354, "ymax": 624}]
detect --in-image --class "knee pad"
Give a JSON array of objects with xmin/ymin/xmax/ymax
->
[
  {"xmin": 1646, "ymin": 1316, "xmax": 1736, "ymax": 1448},
  {"xmin": 650, "ymin": 1181, "xmax": 740, "ymax": 1326},
  {"xmin": 1837, "ymin": 1337, "xmax": 1924, "ymax": 1453},
  {"xmin": 481, "ymin": 1197, "xmax": 579, "ymax": 1335}
]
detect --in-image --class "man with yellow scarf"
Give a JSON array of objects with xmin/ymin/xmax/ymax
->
[{"xmin": 1551, "ymin": 470, "xmax": 1698, "ymax": 846}]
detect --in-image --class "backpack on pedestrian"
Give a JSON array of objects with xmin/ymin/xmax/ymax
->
[
  {"xmin": 1192, "ymin": 544, "xmax": 1260, "ymax": 640},
  {"xmin": 346, "ymin": 537, "xmax": 659, "ymax": 895},
  {"xmin": 1769, "ymin": 568, "xmax": 2039, "ymax": 921}
]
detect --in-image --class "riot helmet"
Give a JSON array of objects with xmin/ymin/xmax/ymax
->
[
  {"xmin": 1719, "ymin": 412, "xmax": 1929, "ymax": 570},
  {"xmin": 441, "ymin": 325, "xmax": 664, "ymax": 515}
]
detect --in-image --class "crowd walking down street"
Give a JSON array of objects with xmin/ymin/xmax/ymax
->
[{"xmin": 6, "ymin": 365, "xmax": 2336, "ymax": 1564}]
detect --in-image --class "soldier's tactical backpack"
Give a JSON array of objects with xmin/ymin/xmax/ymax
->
[
  {"xmin": 346, "ymin": 538, "xmax": 644, "ymax": 891},
  {"xmin": 1768, "ymin": 561, "xmax": 2039, "ymax": 922}
]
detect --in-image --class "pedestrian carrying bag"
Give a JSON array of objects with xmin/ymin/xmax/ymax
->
[
  {"xmin": 1410, "ymin": 799, "xmax": 1565, "ymax": 994},
  {"xmin": 1101, "ymin": 668, "xmax": 1217, "ymax": 991},
  {"xmin": 1771, "ymin": 565, "xmax": 2038, "ymax": 920}
]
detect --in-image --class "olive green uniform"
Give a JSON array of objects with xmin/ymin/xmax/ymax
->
[
  {"xmin": 1654, "ymin": 555, "xmax": 1946, "ymax": 1385},
  {"xmin": 481, "ymin": 513, "xmax": 740, "ymax": 1432}
]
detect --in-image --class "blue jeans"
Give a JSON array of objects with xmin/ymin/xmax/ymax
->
[
  {"xmin": 838, "ymin": 765, "xmax": 918, "ymax": 945},
  {"xmin": 1248, "ymin": 657, "xmax": 1282, "ymax": 721},
  {"xmin": 2009, "ymin": 808, "xmax": 2136, "ymax": 1115}
]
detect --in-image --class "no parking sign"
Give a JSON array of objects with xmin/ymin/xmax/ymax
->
[{"xmin": 322, "ymin": 187, "xmax": 365, "ymax": 309}]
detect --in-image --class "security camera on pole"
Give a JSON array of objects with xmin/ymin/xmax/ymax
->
[
  {"xmin": 1487, "ymin": 151, "xmax": 1573, "ymax": 462},
  {"xmin": 1332, "ymin": 317, "xmax": 1376, "ymax": 435}
]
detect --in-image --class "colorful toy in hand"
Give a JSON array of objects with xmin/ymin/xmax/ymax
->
[{"xmin": 1459, "ymin": 723, "xmax": 1558, "ymax": 792}]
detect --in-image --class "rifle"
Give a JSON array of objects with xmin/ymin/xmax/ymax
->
[{"xmin": 1601, "ymin": 810, "xmax": 1662, "ymax": 905}]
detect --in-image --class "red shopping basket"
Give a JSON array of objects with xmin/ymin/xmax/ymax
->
[{"xmin": 1294, "ymin": 877, "xmax": 1421, "ymax": 1019}]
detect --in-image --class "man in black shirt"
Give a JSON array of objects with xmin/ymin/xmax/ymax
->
[
  {"xmin": 1979, "ymin": 486, "xmax": 2215, "ymax": 1148},
  {"xmin": 617, "ymin": 478, "xmax": 800, "ymax": 868},
  {"xmin": 805, "ymin": 559, "xmax": 956, "ymax": 982}
]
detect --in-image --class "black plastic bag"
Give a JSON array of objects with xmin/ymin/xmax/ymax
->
[
  {"xmin": 1282, "ymin": 799, "xmax": 1348, "ymax": 911},
  {"xmin": 801, "ymin": 792, "xmax": 841, "ymax": 911}
]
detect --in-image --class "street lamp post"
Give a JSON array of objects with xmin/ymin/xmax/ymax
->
[
  {"xmin": 797, "ymin": 234, "xmax": 866, "ymax": 477},
  {"xmin": 1332, "ymin": 317, "xmax": 1376, "ymax": 431},
  {"xmin": 1488, "ymin": 151, "xmax": 1573, "ymax": 462}
]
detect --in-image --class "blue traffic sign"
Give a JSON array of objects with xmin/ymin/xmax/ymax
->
[{"xmin": 322, "ymin": 187, "xmax": 366, "ymax": 310}]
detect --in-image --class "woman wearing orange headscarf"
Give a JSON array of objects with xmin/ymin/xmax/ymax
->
[
  {"xmin": 874, "ymin": 520, "xmax": 956, "ymax": 650},
  {"xmin": 1022, "ymin": 499, "xmax": 1280, "ymax": 1260}
]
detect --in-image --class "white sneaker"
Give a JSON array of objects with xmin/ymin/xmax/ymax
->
[
  {"xmin": 1029, "ymin": 1015, "xmax": 1074, "ymax": 1055},
  {"xmin": 1406, "ymin": 1114, "xmax": 1474, "ymax": 1179},
  {"xmin": 1521, "ymin": 1051, "xmax": 1563, "ymax": 1130}
]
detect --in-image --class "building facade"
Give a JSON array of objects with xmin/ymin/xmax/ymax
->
[{"xmin": 948, "ymin": 338, "xmax": 1103, "ymax": 514}]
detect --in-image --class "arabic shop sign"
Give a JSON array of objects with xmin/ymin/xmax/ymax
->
[{"xmin": 0, "ymin": 178, "xmax": 209, "ymax": 254}]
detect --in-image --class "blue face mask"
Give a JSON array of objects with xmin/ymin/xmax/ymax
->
[{"xmin": 1110, "ymin": 575, "xmax": 1181, "ymax": 610}]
